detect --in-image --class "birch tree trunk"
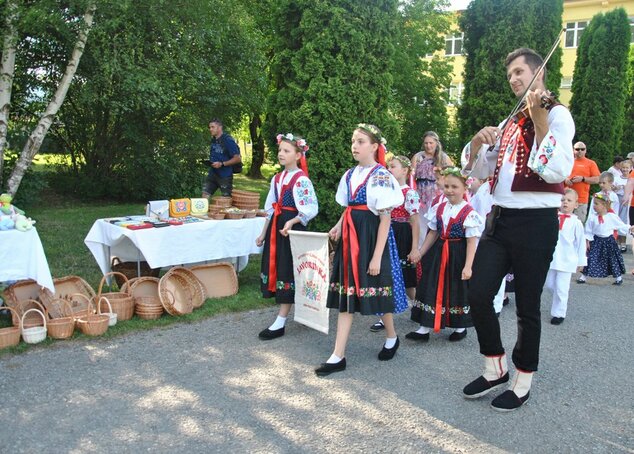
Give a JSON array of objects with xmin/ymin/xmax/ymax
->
[
  {"xmin": 6, "ymin": 1, "xmax": 97, "ymax": 196},
  {"xmin": 0, "ymin": 0, "xmax": 18, "ymax": 189}
]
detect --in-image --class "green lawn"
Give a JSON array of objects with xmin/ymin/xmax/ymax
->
[{"xmin": 0, "ymin": 170, "xmax": 279, "ymax": 356}]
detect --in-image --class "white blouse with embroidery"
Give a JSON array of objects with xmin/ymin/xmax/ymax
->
[
  {"xmin": 425, "ymin": 200, "xmax": 483, "ymax": 238},
  {"xmin": 584, "ymin": 212, "xmax": 632, "ymax": 240},
  {"xmin": 264, "ymin": 169, "xmax": 319, "ymax": 226},
  {"xmin": 401, "ymin": 185, "xmax": 421, "ymax": 216},
  {"xmin": 335, "ymin": 165, "xmax": 404, "ymax": 215}
]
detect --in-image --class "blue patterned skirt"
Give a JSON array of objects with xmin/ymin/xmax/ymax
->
[{"xmin": 583, "ymin": 235, "xmax": 625, "ymax": 278}]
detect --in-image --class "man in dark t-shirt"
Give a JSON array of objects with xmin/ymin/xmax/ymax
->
[{"xmin": 202, "ymin": 119, "xmax": 241, "ymax": 197}]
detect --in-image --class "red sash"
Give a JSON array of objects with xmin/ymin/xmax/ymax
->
[
  {"xmin": 267, "ymin": 171, "xmax": 302, "ymax": 292},
  {"xmin": 433, "ymin": 202, "xmax": 472, "ymax": 332},
  {"xmin": 342, "ymin": 205, "xmax": 371, "ymax": 297}
]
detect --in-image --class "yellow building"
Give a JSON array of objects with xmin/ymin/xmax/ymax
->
[{"xmin": 443, "ymin": 0, "xmax": 634, "ymax": 108}]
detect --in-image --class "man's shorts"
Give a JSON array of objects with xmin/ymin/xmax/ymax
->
[{"xmin": 203, "ymin": 173, "xmax": 233, "ymax": 197}]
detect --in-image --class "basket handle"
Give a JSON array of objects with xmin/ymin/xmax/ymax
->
[
  {"xmin": 68, "ymin": 293, "xmax": 94, "ymax": 317},
  {"xmin": 21, "ymin": 308, "xmax": 46, "ymax": 330},
  {"xmin": 96, "ymin": 296, "xmax": 113, "ymax": 315},
  {"xmin": 18, "ymin": 299, "xmax": 48, "ymax": 319},
  {"xmin": 0, "ymin": 305, "xmax": 19, "ymax": 327},
  {"xmin": 49, "ymin": 298, "xmax": 75, "ymax": 319},
  {"xmin": 97, "ymin": 271, "xmax": 131, "ymax": 297}
]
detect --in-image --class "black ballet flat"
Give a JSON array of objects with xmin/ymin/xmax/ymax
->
[
  {"xmin": 315, "ymin": 358, "xmax": 346, "ymax": 376},
  {"xmin": 405, "ymin": 331, "xmax": 430, "ymax": 342},
  {"xmin": 378, "ymin": 337, "xmax": 400, "ymax": 361},
  {"xmin": 449, "ymin": 330, "xmax": 467, "ymax": 342},
  {"xmin": 258, "ymin": 327, "xmax": 285, "ymax": 340}
]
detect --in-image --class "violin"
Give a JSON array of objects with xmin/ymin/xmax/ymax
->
[{"xmin": 511, "ymin": 90, "xmax": 558, "ymax": 123}]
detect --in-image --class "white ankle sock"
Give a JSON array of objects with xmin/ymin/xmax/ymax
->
[
  {"xmin": 415, "ymin": 326, "xmax": 431, "ymax": 335},
  {"xmin": 384, "ymin": 336, "xmax": 397, "ymax": 349},
  {"xmin": 615, "ymin": 276, "xmax": 623, "ymax": 283},
  {"xmin": 454, "ymin": 328, "xmax": 466, "ymax": 333},
  {"xmin": 269, "ymin": 315, "xmax": 287, "ymax": 331},
  {"xmin": 578, "ymin": 274, "xmax": 586, "ymax": 281},
  {"xmin": 326, "ymin": 354, "xmax": 342, "ymax": 364}
]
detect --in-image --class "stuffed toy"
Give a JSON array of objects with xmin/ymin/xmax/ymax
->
[
  {"xmin": 0, "ymin": 193, "xmax": 24, "ymax": 218},
  {"xmin": 14, "ymin": 214, "xmax": 35, "ymax": 232},
  {"xmin": 0, "ymin": 217, "xmax": 14, "ymax": 230}
]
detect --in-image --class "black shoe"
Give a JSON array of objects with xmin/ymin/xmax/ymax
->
[
  {"xmin": 496, "ymin": 312, "xmax": 501, "ymax": 318},
  {"xmin": 378, "ymin": 337, "xmax": 400, "ymax": 361},
  {"xmin": 613, "ymin": 279, "xmax": 622, "ymax": 286},
  {"xmin": 502, "ymin": 297, "xmax": 510, "ymax": 306},
  {"xmin": 576, "ymin": 278, "xmax": 586, "ymax": 284},
  {"xmin": 491, "ymin": 390, "xmax": 530, "ymax": 412},
  {"xmin": 463, "ymin": 372, "xmax": 510, "ymax": 399},
  {"xmin": 370, "ymin": 320, "xmax": 385, "ymax": 332},
  {"xmin": 449, "ymin": 330, "xmax": 467, "ymax": 342},
  {"xmin": 405, "ymin": 331, "xmax": 430, "ymax": 342},
  {"xmin": 620, "ymin": 245, "xmax": 627, "ymax": 252},
  {"xmin": 258, "ymin": 327, "xmax": 285, "ymax": 340},
  {"xmin": 550, "ymin": 317, "xmax": 564, "ymax": 325},
  {"xmin": 315, "ymin": 358, "xmax": 346, "ymax": 376}
]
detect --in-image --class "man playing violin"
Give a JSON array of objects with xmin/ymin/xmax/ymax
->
[{"xmin": 461, "ymin": 47, "xmax": 575, "ymax": 411}]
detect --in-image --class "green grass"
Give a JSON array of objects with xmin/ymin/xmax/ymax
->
[{"xmin": 0, "ymin": 170, "xmax": 280, "ymax": 356}]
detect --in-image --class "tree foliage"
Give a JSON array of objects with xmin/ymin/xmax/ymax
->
[
  {"xmin": 620, "ymin": 46, "xmax": 634, "ymax": 158},
  {"xmin": 391, "ymin": 0, "xmax": 453, "ymax": 156},
  {"xmin": 264, "ymin": 0, "xmax": 399, "ymax": 230},
  {"xmin": 457, "ymin": 0, "xmax": 564, "ymax": 145},
  {"xmin": 569, "ymin": 8, "xmax": 631, "ymax": 171}
]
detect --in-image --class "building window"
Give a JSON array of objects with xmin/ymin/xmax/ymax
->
[
  {"xmin": 446, "ymin": 83, "xmax": 463, "ymax": 106},
  {"xmin": 445, "ymin": 32, "xmax": 463, "ymax": 56},
  {"xmin": 565, "ymin": 21, "xmax": 587, "ymax": 48},
  {"xmin": 560, "ymin": 77, "xmax": 573, "ymax": 89}
]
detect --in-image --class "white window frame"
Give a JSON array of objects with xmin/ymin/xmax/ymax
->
[
  {"xmin": 564, "ymin": 21, "xmax": 587, "ymax": 48},
  {"xmin": 445, "ymin": 32, "xmax": 463, "ymax": 56},
  {"xmin": 446, "ymin": 83, "xmax": 464, "ymax": 106}
]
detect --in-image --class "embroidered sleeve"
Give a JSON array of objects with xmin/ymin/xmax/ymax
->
[
  {"xmin": 264, "ymin": 177, "xmax": 278, "ymax": 220},
  {"xmin": 463, "ymin": 211, "xmax": 484, "ymax": 238},
  {"xmin": 527, "ymin": 105, "xmax": 575, "ymax": 184},
  {"xmin": 404, "ymin": 189, "xmax": 421, "ymax": 216},
  {"xmin": 293, "ymin": 176, "xmax": 319, "ymax": 225},
  {"xmin": 335, "ymin": 171, "xmax": 350, "ymax": 207},
  {"xmin": 366, "ymin": 168, "xmax": 404, "ymax": 213}
]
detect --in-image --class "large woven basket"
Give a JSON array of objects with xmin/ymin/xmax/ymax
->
[
  {"xmin": 211, "ymin": 196, "xmax": 233, "ymax": 208},
  {"xmin": 158, "ymin": 268, "xmax": 201, "ymax": 315},
  {"xmin": 21, "ymin": 308, "xmax": 47, "ymax": 344},
  {"xmin": 231, "ymin": 189, "xmax": 260, "ymax": 210},
  {"xmin": 111, "ymin": 257, "xmax": 160, "ymax": 287},
  {"xmin": 169, "ymin": 267, "xmax": 206, "ymax": 309},
  {"xmin": 190, "ymin": 263, "xmax": 238, "ymax": 299},
  {"xmin": 0, "ymin": 306, "xmax": 21, "ymax": 348},
  {"xmin": 3, "ymin": 279, "xmax": 41, "ymax": 309},
  {"xmin": 76, "ymin": 313, "xmax": 109, "ymax": 336},
  {"xmin": 39, "ymin": 276, "xmax": 95, "ymax": 318},
  {"xmin": 46, "ymin": 299, "xmax": 75, "ymax": 340},
  {"xmin": 15, "ymin": 299, "xmax": 47, "ymax": 329},
  {"xmin": 94, "ymin": 272, "xmax": 135, "ymax": 321}
]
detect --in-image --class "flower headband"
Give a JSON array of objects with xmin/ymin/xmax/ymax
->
[
  {"xmin": 593, "ymin": 192, "xmax": 610, "ymax": 203},
  {"xmin": 356, "ymin": 123, "xmax": 387, "ymax": 146},
  {"xmin": 276, "ymin": 133, "xmax": 310, "ymax": 153},
  {"xmin": 390, "ymin": 155, "xmax": 411, "ymax": 168},
  {"xmin": 440, "ymin": 166, "xmax": 465, "ymax": 179}
]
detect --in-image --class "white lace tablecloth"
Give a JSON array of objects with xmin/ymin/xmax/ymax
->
[
  {"xmin": 84, "ymin": 218, "xmax": 265, "ymax": 275},
  {"xmin": 0, "ymin": 228, "xmax": 55, "ymax": 292}
]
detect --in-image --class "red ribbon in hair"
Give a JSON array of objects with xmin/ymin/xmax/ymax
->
[
  {"xmin": 377, "ymin": 143, "xmax": 386, "ymax": 167},
  {"xmin": 300, "ymin": 153, "xmax": 309, "ymax": 177}
]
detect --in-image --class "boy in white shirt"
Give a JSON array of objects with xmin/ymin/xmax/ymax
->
[{"xmin": 545, "ymin": 189, "xmax": 586, "ymax": 325}]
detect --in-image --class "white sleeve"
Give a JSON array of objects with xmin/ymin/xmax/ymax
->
[
  {"xmin": 584, "ymin": 217, "xmax": 595, "ymax": 241},
  {"xmin": 334, "ymin": 171, "xmax": 350, "ymax": 207},
  {"xmin": 404, "ymin": 189, "xmax": 421, "ymax": 216},
  {"xmin": 264, "ymin": 177, "xmax": 277, "ymax": 219},
  {"xmin": 425, "ymin": 204, "xmax": 439, "ymax": 231},
  {"xmin": 293, "ymin": 176, "xmax": 319, "ymax": 226},
  {"xmin": 527, "ymin": 105, "xmax": 575, "ymax": 183},
  {"xmin": 366, "ymin": 168, "xmax": 404, "ymax": 215},
  {"xmin": 461, "ymin": 119, "xmax": 507, "ymax": 179},
  {"xmin": 610, "ymin": 193, "xmax": 620, "ymax": 214},
  {"xmin": 463, "ymin": 210, "xmax": 484, "ymax": 238},
  {"xmin": 573, "ymin": 220, "xmax": 587, "ymax": 267},
  {"xmin": 610, "ymin": 213, "xmax": 632, "ymax": 236}
]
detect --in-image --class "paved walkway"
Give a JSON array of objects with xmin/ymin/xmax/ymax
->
[{"xmin": 1, "ymin": 253, "xmax": 633, "ymax": 453}]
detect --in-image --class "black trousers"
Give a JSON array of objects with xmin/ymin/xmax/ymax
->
[{"xmin": 469, "ymin": 207, "xmax": 558, "ymax": 372}]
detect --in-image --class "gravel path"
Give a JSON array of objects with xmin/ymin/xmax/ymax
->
[{"xmin": 1, "ymin": 253, "xmax": 633, "ymax": 453}]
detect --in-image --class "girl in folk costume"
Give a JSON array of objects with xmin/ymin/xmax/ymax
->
[
  {"xmin": 577, "ymin": 193, "xmax": 634, "ymax": 286},
  {"xmin": 545, "ymin": 189, "xmax": 586, "ymax": 325},
  {"xmin": 408, "ymin": 168, "xmax": 483, "ymax": 342},
  {"xmin": 315, "ymin": 124, "xmax": 407, "ymax": 376},
  {"xmin": 370, "ymin": 155, "xmax": 421, "ymax": 332},
  {"xmin": 256, "ymin": 133, "xmax": 318, "ymax": 340}
]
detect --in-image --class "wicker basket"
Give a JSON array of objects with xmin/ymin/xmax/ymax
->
[
  {"xmin": 47, "ymin": 299, "xmax": 75, "ymax": 340},
  {"xmin": 211, "ymin": 213, "xmax": 226, "ymax": 220},
  {"xmin": 243, "ymin": 210, "xmax": 257, "ymax": 218},
  {"xmin": 0, "ymin": 306, "xmax": 21, "ymax": 348},
  {"xmin": 39, "ymin": 276, "xmax": 95, "ymax": 318},
  {"xmin": 130, "ymin": 278, "xmax": 165, "ymax": 319},
  {"xmin": 169, "ymin": 267, "xmax": 206, "ymax": 309},
  {"xmin": 256, "ymin": 210, "xmax": 268, "ymax": 217},
  {"xmin": 158, "ymin": 268, "xmax": 201, "ymax": 315},
  {"xmin": 96, "ymin": 297, "xmax": 117, "ymax": 326},
  {"xmin": 111, "ymin": 257, "xmax": 160, "ymax": 286},
  {"xmin": 94, "ymin": 272, "xmax": 135, "ymax": 321},
  {"xmin": 76, "ymin": 312, "xmax": 109, "ymax": 336},
  {"xmin": 190, "ymin": 263, "xmax": 239, "ymax": 299},
  {"xmin": 21, "ymin": 308, "xmax": 47, "ymax": 344},
  {"xmin": 223, "ymin": 211, "xmax": 245, "ymax": 220},
  {"xmin": 211, "ymin": 196, "xmax": 233, "ymax": 208},
  {"xmin": 2, "ymin": 279, "xmax": 41, "ymax": 309},
  {"xmin": 231, "ymin": 189, "xmax": 260, "ymax": 210},
  {"xmin": 65, "ymin": 293, "xmax": 94, "ymax": 319},
  {"xmin": 16, "ymin": 300, "xmax": 47, "ymax": 329}
]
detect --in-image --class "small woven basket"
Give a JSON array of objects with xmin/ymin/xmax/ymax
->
[
  {"xmin": 211, "ymin": 213, "xmax": 226, "ymax": 220},
  {"xmin": 243, "ymin": 210, "xmax": 257, "ymax": 218},
  {"xmin": 96, "ymin": 297, "xmax": 117, "ymax": 327},
  {"xmin": 76, "ymin": 298, "xmax": 109, "ymax": 336},
  {"xmin": 21, "ymin": 308, "xmax": 47, "ymax": 344},
  {"xmin": 111, "ymin": 257, "xmax": 160, "ymax": 287},
  {"xmin": 39, "ymin": 276, "xmax": 95, "ymax": 318},
  {"xmin": 94, "ymin": 272, "xmax": 135, "ymax": 321},
  {"xmin": 14, "ymin": 299, "xmax": 47, "ymax": 329},
  {"xmin": 169, "ymin": 267, "xmax": 206, "ymax": 309},
  {"xmin": 66, "ymin": 293, "xmax": 94, "ymax": 319},
  {"xmin": 47, "ymin": 299, "xmax": 75, "ymax": 340},
  {"xmin": 0, "ymin": 306, "xmax": 21, "ymax": 348},
  {"xmin": 224, "ymin": 211, "xmax": 245, "ymax": 220},
  {"xmin": 158, "ymin": 269, "xmax": 200, "ymax": 316}
]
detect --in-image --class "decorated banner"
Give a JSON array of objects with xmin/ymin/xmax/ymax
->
[{"xmin": 288, "ymin": 230, "xmax": 330, "ymax": 334}]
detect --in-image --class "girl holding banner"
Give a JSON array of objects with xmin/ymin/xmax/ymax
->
[
  {"xmin": 256, "ymin": 133, "xmax": 318, "ymax": 340},
  {"xmin": 315, "ymin": 124, "xmax": 407, "ymax": 376}
]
